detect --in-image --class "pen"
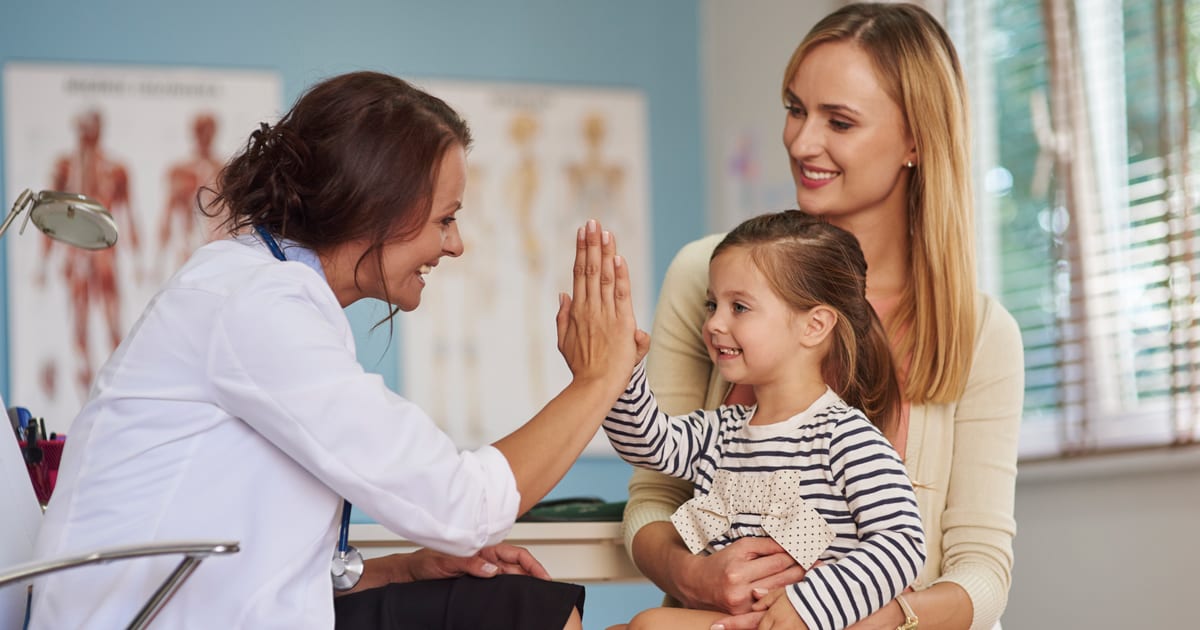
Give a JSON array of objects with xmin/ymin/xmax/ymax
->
[
  {"xmin": 7, "ymin": 408, "xmax": 20, "ymax": 441},
  {"xmin": 23, "ymin": 425, "xmax": 40, "ymax": 468}
]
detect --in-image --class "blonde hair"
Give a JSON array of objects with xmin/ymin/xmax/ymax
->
[{"xmin": 781, "ymin": 2, "xmax": 976, "ymax": 404}]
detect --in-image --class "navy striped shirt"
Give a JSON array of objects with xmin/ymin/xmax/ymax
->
[{"xmin": 605, "ymin": 363, "xmax": 926, "ymax": 630}]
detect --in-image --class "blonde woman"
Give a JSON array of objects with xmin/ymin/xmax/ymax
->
[{"xmin": 622, "ymin": 4, "xmax": 1024, "ymax": 629}]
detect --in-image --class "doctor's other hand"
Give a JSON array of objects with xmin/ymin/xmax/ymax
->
[
  {"xmin": 556, "ymin": 219, "xmax": 647, "ymax": 381},
  {"xmin": 402, "ymin": 544, "xmax": 551, "ymax": 582}
]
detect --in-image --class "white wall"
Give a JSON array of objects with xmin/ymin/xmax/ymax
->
[
  {"xmin": 1005, "ymin": 450, "xmax": 1200, "ymax": 628},
  {"xmin": 700, "ymin": 0, "xmax": 837, "ymax": 232}
]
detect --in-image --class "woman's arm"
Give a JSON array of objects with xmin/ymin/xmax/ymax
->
[
  {"xmin": 849, "ymin": 296, "xmax": 1024, "ymax": 630},
  {"xmin": 924, "ymin": 296, "xmax": 1024, "ymax": 629},
  {"xmin": 848, "ymin": 583, "xmax": 973, "ymax": 629}
]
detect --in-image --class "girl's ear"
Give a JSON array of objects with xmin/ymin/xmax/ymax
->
[{"xmin": 800, "ymin": 305, "xmax": 838, "ymax": 347}]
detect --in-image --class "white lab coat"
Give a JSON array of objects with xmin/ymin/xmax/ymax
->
[{"xmin": 29, "ymin": 237, "xmax": 520, "ymax": 629}]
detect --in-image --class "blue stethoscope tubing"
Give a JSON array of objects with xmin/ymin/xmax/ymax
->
[{"xmin": 254, "ymin": 225, "xmax": 363, "ymax": 591}]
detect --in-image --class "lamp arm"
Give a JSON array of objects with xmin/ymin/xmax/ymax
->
[{"xmin": 0, "ymin": 189, "xmax": 33, "ymax": 240}]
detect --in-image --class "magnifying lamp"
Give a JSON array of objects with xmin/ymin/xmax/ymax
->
[{"xmin": 0, "ymin": 189, "xmax": 118, "ymax": 250}]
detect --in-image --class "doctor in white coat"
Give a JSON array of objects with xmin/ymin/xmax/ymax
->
[{"xmin": 30, "ymin": 71, "xmax": 645, "ymax": 630}]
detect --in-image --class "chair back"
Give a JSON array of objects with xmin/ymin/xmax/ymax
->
[{"xmin": 0, "ymin": 398, "xmax": 43, "ymax": 629}]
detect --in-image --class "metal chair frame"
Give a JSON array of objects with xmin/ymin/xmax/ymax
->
[{"xmin": 0, "ymin": 540, "xmax": 239, "ymax": 630}]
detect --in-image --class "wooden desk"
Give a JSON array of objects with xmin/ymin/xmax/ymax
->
[{"xmin": 349, "ymin": 521, "xmax": 644, "ymax": 583}]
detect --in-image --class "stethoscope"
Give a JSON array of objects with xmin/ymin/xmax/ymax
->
[{"xmin": 255, "ymin": 225, "xmax": 364, "ymax": 592}]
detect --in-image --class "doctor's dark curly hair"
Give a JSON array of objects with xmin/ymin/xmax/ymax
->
[{"xmin": 204, "ymin": 70, "xmax": 471, "ymax": 317}]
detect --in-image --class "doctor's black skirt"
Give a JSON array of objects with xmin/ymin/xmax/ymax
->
[{"xmin": 334, "ymin": 574, "xmax": 585, "ymax": 630}]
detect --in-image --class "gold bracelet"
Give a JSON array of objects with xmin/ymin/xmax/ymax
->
[{"xmin": 895, "ymin": 593, "xmax": 919, "ymax": 630}]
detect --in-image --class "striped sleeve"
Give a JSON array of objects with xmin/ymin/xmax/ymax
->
[
  {"xmin": 787, "ymin": 415, "xmax": 926, "ymax": 630},
  {"xmin": 603, "ymin": 361, "xmax": 718, "ymax": 483}
]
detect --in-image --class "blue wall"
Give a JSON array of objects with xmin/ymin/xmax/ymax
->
[{"xmin": 0, "ymin": 1, "xmax": 710, "ymax": 627}]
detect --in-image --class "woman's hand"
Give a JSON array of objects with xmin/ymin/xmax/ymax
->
[
  {"xmin": 709, "ymin": 588, "xmax": 808, "ymax": 630},
  {"xmin": 555, "ymin": 219, "xmax": 648, "ymax": 383},
  {"xmin": 670, "ymin": 536, "xmax": 809, "ymax": 613},
  {"xmin": 752, "ymin": 588, "xmax": 807, "ymax": 630}
]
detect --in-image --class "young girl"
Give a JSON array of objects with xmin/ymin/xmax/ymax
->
[{"xmin": 605, "ymin": 210, "xmax": 924, "ymax": 630}]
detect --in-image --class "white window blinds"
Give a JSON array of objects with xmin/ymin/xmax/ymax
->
[{"xmin": 947, "ymin": 0, "xmax": 1200, "ymax": 459}]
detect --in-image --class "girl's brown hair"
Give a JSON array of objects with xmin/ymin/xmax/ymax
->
[{"xmin": 714, "ymin": 210, "xmax": 902, "ymax": 434}]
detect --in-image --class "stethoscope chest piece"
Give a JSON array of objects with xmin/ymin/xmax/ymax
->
[
  {"xmin": 331, "ymin": 544, "xmax": 364, "ymax": 591},
  {"xmin": 330, "ymin": 498, "xmax": 362, "ymax": 591},
  {"xmin": 331, "ymin": 499, "xmax": 362, "ymax": 591}
]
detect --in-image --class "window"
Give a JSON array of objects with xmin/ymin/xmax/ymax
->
[{"xmin": 947, "ymin": 0, "xmax": 1200, "ymax": 458}]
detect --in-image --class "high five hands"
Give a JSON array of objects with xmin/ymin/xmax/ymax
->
[{"xmin": 556, "ymin": 219, "xmax": 650, "ymax": 385}]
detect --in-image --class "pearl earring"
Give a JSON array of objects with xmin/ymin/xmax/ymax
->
[{"xmin": 906, "ymin": 161, "xmax": 915, "ymax": 168}]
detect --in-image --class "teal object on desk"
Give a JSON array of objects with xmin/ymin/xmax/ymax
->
[{"xmin": 518, "ymin": 497, "xmax": 626, "ymax": 522}]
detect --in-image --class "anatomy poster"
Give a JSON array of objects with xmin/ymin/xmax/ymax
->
[
  {"xmin": 3, "ymin": 62, "xmax": 280, "ymax": 431},
  {"xmin": 402, "ymin": 79, "xmax": 651, "ymax": 454}
]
